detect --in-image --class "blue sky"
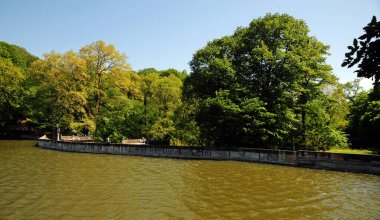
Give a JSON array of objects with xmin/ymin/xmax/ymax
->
[{"xmin": 0, "ymin": 0, "xmax": 379, "ymax": 89}]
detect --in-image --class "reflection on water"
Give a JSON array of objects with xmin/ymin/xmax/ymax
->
[{"xmin": 0, "ymin": 140, "xmax": 379, "ymax": 219}]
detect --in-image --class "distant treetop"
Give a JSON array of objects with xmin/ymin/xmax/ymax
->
[{"xmin": 0, "ymin": 41, "xmax": 38, "ymax": 71}]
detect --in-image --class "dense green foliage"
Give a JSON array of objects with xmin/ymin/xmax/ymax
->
[
  {"xmin": 342, "ymin": 16, "xmax": 380, "ymax": 151},
  {"xmin": 27, "ymin": 42, "xmax": 191, "ymax": 143},
  {"xmin": 1, "ymin": 14, "xmax": 378, "ymax": 151},
  {"xmin": 342, "ymin": 16, "xmax": 380, "ymax": 90},
  {"xmin": 346, "ymin": 90, "xmax": 380, "ymax": 149},
  {"xmin": 0, "ymin": 42, "xmax": 38, "ymax": 128},
  {"xmin": 0, "ymin": 42, "xmax": 38, "ymax": 71},
  {"xmin": 185, "ymin": 14, "xmax": 348, "ymax": 150}
]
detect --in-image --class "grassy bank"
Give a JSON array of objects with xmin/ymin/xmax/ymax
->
[{"xmin": 327, "ymin": 148, "xmax": 375, "ymax": 155}]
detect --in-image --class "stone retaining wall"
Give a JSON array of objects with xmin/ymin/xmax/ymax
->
[{"xmin": 37, "ymin": 140, "xmax": 380, "ymax": 175}]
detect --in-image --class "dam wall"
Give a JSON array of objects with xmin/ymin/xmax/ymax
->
[{"xmin": 37, "ymin": 140, "xmax": 380, "ymax": 175}]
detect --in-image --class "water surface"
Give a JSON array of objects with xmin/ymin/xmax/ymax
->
[{"xmin": 0, "ymin": 140, "xmax": 379, "ymax": 219}]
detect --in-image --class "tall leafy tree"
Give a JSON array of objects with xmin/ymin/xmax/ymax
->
[
  {"xmin": 185, "ymin": 14, "xmax": 345, "ymax": 150},
  {"xmin": 342, "ymin": 16, "xmax": 380, "ymax": 150},
  {"xmin": 0, "ymin": 58, "xmax": 24, "ymax": 122},
  {"xmin": 234, "ymin": 14, "xmax": 336, "ymax": 148},
  {"xmin": 0, "ymin": 42, "xmax": 38, "ymax": 130},
  {"xmin": 93, "ymin": 67, "xmax": 186, "ymax": 143},
  {"xmin": 136, "ymin": 69, "xmax": 184, "ymax": 142},
  {"xmin": 29, "ymin": 51, "xmax": 89, "ymax": 131},
  {"xmin": 303, "ymin": 86, "xmax": 349, "ymax": 151},
  {"xmin": 28, "ymin": 41, "xmax": 135, "ymax": 139},
  {"xmin": 79, "ymin": 40, "xmax": 131, "ymax": 132},
  {"xmin": 148, "ymin": 73, "xmax": 182, "ymax": 141},
  {"xmin": 94, "ymin": 69, "xmax": 142, "ymax": 142}
]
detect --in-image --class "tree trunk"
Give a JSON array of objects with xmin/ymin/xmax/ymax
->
[
  {"xmin": 94, "ymin": 73, "xmax": 101, "ymax": 133},
  {"xmin": 300, "ymin": 91, "xmax": 308, "ymax": 149},
  {"xmin": 301, "ymin": 105, "xmax": 306, "ymax": 149},
  {"xmin": 143, "ymin": 95, "xmax": 147, "ymax": 126}
]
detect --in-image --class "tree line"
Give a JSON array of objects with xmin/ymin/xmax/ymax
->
[{"xmin": 0, "ymin": 14, "xmax": 378, "ymax": 151}]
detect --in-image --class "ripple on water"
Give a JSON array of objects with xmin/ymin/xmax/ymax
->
[{"xmin": 0, "ymin": 141, "xmax": 380, "ymax": 219}]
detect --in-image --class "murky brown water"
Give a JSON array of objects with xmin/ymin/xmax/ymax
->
[{"xmin": 0, "ymin": 140, "xmax": 379, "ymax": 219}]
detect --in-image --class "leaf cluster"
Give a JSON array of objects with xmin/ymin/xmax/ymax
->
[{"xmin": 342, "ymin": 16, "xmax": 380, "ymax": 89}]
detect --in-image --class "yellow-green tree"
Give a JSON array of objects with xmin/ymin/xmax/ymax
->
[
  {"xmin": 29, "ymin": 51, "xmax": 90, "ymax": 131},
  {"xmin": 29, "ymin": 41, "xmax": 136, "ymax": 139},
  {"xmin": 148, "ymin": 73, "xmax": 183, "ymax": 141},
  {"xmin": 0, "ymin": 41, "xmax": 38, "ymax": 132},
  {"xmin": 79, "ymin": 40, "xmax": 131, "ymax": 132},
  {"xmin": 0, "ymin": 58, "xmax": 24, "ymax": 122}
]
